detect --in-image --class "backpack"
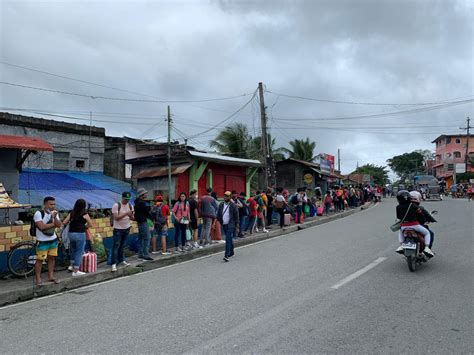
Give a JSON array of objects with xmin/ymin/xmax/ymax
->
[
  {"xmin": 289, "ymin": 194, "xmax": 298, "ymax": 205},
  {"xmin": 274, "ymin": 197, "xmax": 285, "ymax": 209},
  {"xmin": 151, "ymin": 204, "xmax": 167, "ymax": 226},
  {"xmin": 239, "ymin": 199, "xmax": 249, "ymax": 216},
  {"xmin": 30, "ymin": 210, "xmax": 45, "ymax": 237},
  {"xmin": 110, "ymin": 202, "xmax": 132, "ymax": 227}
]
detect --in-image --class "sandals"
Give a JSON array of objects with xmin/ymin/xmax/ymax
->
[{"xmin": 47, "ymin": 278, "xmax": 61, "ymax": 284}]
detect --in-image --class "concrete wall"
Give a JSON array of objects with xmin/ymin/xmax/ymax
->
[
  {"xmin": 0, "ymin": 124, "xmax": 104, "ymax": 172},
  {"xmin": 104, "ymin": 138, "xmax": 126, "ymax": 181}
]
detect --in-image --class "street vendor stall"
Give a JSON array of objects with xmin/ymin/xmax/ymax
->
[{"xmin": 0, "ymin": 183, "xmax": 31, "ymax": 224}]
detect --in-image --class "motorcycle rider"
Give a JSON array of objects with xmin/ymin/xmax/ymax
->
[
  {"xmin": 409, "ymin": 191, "xmax": 436, "ymax": 248},
  {"xmin": 395, "ymin": 190, "xmax": 434, "ymax": 257}
]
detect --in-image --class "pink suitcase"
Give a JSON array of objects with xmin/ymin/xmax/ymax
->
[
  {"xmin": 284, "ymin": 213, "xmax": 291, "ymax": 226},
  {"xmin": 317, "ymin": 207, "xmax": 324, "ymax": 216},
  {"xmin": 79, "ymin": 252, "xmax": 97, "ymax": 273}
]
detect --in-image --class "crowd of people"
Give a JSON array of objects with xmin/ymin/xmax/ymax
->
[{"xmin": 32, "ymin": 183, "xmax": 379, "ymax": 283}]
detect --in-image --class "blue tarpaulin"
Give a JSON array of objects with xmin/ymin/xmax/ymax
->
[{"xmin": 18, "ymin": 169, "xmax": 133, "ymax": 210}]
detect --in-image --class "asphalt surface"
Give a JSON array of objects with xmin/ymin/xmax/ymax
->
[{"xmin": 0, "ymin": 198, "xmax": 472, "ymax": 354}]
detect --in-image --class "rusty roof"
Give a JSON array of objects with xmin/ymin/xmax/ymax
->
[
  {"xmin": 0, "ymin": 135, "xmax": 53, "ymax": 151},
  {"xmin": 132, "ymin": 163, "xmax": 193, "ymax": 179}
]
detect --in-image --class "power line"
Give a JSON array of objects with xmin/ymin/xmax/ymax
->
[
  {"xmin": 265, "ymin": 89, "xmax": 474, "ymax": 106},
  {"xmin": 0, "ymin": 81, "xmax": 254, "ymax": 103}
]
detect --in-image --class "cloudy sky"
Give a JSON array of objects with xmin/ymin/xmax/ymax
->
[{"xmin": 1, "ymin": 0, "xmax": 473, "ymax": 175}]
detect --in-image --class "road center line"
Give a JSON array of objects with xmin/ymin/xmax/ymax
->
[{"xmin": 331, "ymin": 257, "xmax": 387, "ymax": 290}]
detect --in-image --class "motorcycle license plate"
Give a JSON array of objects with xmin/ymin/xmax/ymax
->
[{"xmin": 402, "ymin": 242, "xmax": 416, "ymax": 250}]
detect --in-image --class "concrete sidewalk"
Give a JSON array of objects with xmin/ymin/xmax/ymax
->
[{"xmin": 0, "ymin": 203, "xmax": 374, "ymax": 307}]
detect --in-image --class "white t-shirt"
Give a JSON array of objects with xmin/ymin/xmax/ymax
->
[
  {"xmin": 222, "ymin": 203, "xmax": 231, "ymax": 225},
  {"xmin": 34, "ymin": 210, "xmax": 59, "ymax": 242}
]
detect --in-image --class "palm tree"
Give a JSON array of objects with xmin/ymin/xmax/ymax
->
[
  {"xmin": 282, "ymin": 137, "xmax": 317, "ymax": 162},
  {"xmin": 247, "ymin": 134, "xmax": 287, "ymax": 161},
  {"xmin": 209, "ymin": 123, "xmax": 251, "ymax": 159}
]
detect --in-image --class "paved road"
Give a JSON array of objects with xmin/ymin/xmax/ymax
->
[{"xmin": 0, "ymin": 199, "xmax": 472, "ymax": 354}]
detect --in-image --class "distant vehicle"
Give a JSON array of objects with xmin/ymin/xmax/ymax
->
[{"xmin": 413, "ymin": 175, "xmax": 441, "ymax": 200}]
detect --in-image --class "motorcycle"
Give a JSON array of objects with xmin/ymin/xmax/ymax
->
[{"xmin": 400, "ymin": 211, "xmax": 437, "ymax": 272}]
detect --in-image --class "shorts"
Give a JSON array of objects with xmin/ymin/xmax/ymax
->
[
  {"xmin": 154, "ymin": 225, "xmax": 168, "ymax": 237},
  {"xmin": 36, "ymin": 239, "xmax": 59, "ymax": 261},
  {"xmin": 190, "ymin": 219, "xmax": 198, "ymax": 230}
]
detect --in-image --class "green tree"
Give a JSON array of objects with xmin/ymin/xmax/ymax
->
[
  {"xmin": 247, "ymin": 135, "xmax": 287, "ymax": 161},
  {"xmin": 386, "ymin": 151, "xmax": 428, "ymax": 179},
  {"xmin": 352, "ymin": 164, "xmax": 389, "ymax": 186},
  {"xmin": 282, "ymin": 137, "xmax": 317, "ymax": 162},
  {"xmin": 209, "ymin": 123, "xmax": 251, "ymax": 159}
]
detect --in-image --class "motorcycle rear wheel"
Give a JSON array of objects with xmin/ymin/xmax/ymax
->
[{"xmin": 407, "ymin": 255, "xmax": 416, "ymax": 272}]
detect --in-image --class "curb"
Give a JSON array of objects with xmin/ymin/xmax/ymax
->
[{"xmin": 0, "ymin": 203, "xmax": 375, "ymax": 307}]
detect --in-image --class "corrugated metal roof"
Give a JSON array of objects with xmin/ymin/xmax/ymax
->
[
  {"xmin": 188, "ymin": 151, "xmax": 262, "ymax": 166},
  {"xmin": 133, "ymin": 164, "xmax": 192, "ymax": 179},
  {"xmin": 0, "ymin": 135, "xmax": 53, "ymax": 151}
]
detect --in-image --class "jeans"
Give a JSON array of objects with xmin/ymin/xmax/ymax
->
[
  {"xmin": 325, "ymin": 203, "xmax": 331, "ymax": 216},
  {"xmin": 296, "ymin": 205, "xmax": 303, "ymax": 223},
  {"xmin": 112, "ymin": 228, "xmax": 130, "ymax": 265},
  {"xmin": 68, "ymin": 232, "xmax": 86, "ymax": 269},
  {"xmin": 276, "ymin": 208, "xmax": 285, "ymax": 228},
  {"xmin": 246, "ymin": 216, "xmax": 257, "ymax": 233},
  {"xmin": 266, "ymin": 207, "xmax": 273, "ymax": 226},
  {"xmin": 238, "ymin": 215, "xmax": 247, "ymax": 236},
  {"xmin": 174, "ymin": 223, "xmax": 187, "ymax": 248},
  {"xmin": 201, "ymin": 218, "xmax": 213, "ymax": 245},
  {"xmin": 137, "ymin": 222, "xmax": 151, "ymax": 257},
  {"xmin": 223, "ymin": 224, "xmax": 235, "ymax": 258}
]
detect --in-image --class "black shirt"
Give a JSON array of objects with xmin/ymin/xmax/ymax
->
[
  {"xmin": 69, "ymin": 214, "xmax": 87, "ymax": 233},
  {"xmin": 134, "ymin": 199, "xmax": 151, "ymax": 223},
  {"xmin": 188, "ymin": 199, "xmax": 198, "ymax": 223}
]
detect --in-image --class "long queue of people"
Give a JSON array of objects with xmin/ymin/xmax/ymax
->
[{"xmin": 31, "ymin": 183, "xmax": 378, "ymax": 284}]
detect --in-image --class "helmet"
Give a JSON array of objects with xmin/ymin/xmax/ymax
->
[
  {"xmin": 409, "ymin": 191, "xmax": 422, "ymax": 203},
  {"xmin": 396, "ymin": 190, "xmax": 411, "ymax": 204}
]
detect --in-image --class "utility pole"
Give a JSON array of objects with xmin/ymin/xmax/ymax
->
[
  {"xmin": 89, "ymin": 111, "xmax": 92, "ymax": 156},
  {"xmin": 258, "ymin": 82, "xmax": 269, "ymax": 188},
  {"xmin": 462, "ymin": 117, "xmax": 472, "ymax": 173},
  {"xmin": 337, "ymin": 148, "xmax": 341, "ymax": 172},
  {"xmin": 167, "ymin": 105, "xmax": 172, "ymax": 202}
]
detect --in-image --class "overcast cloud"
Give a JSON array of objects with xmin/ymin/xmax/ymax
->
[{"xmin": 1, "ymin": 0, "xmax": 473, "ymax": 175}]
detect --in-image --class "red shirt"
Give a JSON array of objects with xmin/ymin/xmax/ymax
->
[
  {"xmin": 247, "ymin": 198, "xmax": 258, "ymax": 217},
  {"xmin": 156, "ymin": 203, "xmax": 170, "ymax": 216}
]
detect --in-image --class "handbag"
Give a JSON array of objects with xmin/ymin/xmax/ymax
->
[
  {"xmin": 180, "ymin": 217, "xmax": 190, "ymax": 225},
  {"xmin": 185, "ymin": 228, "xmax": 192, "ymax": 241},
  {"xmin": 390, "ymin": 203, "xmax": 412, "ymax": 232}
]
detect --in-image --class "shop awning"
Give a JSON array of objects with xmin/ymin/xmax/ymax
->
[
  {"xmin": 0, "ymin": 135, "xmax": 53, "ymax": 151},
  {"xmin": 132, "ymin": 163, "xmax": 193, "ymax": 179}
]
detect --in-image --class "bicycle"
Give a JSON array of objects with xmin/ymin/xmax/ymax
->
[{"xmin": 7, "ymin": 233, "xmax": 70, "ymax": 278}]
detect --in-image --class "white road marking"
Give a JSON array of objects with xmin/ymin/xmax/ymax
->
[{"xmin": 330, "ymin": 257, "xmax": 387, "ymax": 290}]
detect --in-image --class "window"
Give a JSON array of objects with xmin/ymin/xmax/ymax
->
[
  {"xmin": 453, "ymin": 152, "xmax": 461, "ymax": 158},
  {"xmin": 53, "ymin": 151, "xmax": 70, "ymax": 170},
  {"xmin": 446, "ymin": 137, "xmax": 451, "ymax": 144},
  {"xmin": 455, "ymin": 138, "xmax": 461, "ymax": 144},
  {"xmin": 75, "ymin": 160, "xmax": 85, "ymax": 168}
]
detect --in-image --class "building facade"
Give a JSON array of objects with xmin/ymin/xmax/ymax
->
[{"xmin": 432, "ymin": 134, "xmax": 474, "ymax": 185}]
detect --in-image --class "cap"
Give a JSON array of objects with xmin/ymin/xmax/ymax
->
[
  {"xmin": 137, "ymin": 188, "xmax": 148, "ymax": 197},
  {"xmin": 122, "ymin": 192, "xmax": 132, "ymax": 200},
  {"xmin": 224, "ymin": 191, "xmax": 232, "ymax": 197}
]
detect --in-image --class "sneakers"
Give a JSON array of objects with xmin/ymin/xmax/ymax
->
[
  {"xmin": 151, "ymin": 251, "xmax": 160, "ymax": 255},
  {"xmin": 263, "ymin": 228, "xmax": 269, "ymax": 233},
  {"xmin": 162, "ymin": 251, "xmax": 171, "ymax": 256},
  {"xmin": 72, "ymin": 271, "xmax": 86, "ymax": 277},
  {"xmin": 120, "ymin": 261, "xmax": 130, "ymax": 267},
  {"xmin": 396, "ymin": 246, "xmax": 404, "ymax": 254},
  {"xmin": 111, "ymin": 264, "xmax": 117, "ymax": 272},
  {"xmin": 423, "ymin": 246, "xmax": 435, "ymax": 257},
  {"xmin": 255, "ymin": 228, "xmax": 260, "ymax": 233},
  {"xmin": 223, "ymin": 257, "xmax": 229, "ymax": 262},
  {"xmin": 67, "ymin": 265, "xmax": 74, "ymax": 272},
  {"xmin": 142, "ymin": 256, "xmax": 154, "ymax": 261},
  {"xmin": 175, "ymin": 248, "xmax": 183, "ymax": 253}
]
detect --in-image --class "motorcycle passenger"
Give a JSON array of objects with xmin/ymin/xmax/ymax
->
[
  {"xmin": 395, "ymin": 190, "xmax": 434, "ymax": 257},
  {"xmin": 409, "ymin": 191, "xmax": 436, "ymax": 248}
]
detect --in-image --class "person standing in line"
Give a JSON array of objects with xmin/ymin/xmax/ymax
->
[
  {"xmin": 237, "ymin": 192, "xmax": 249, "ymax": 237},
  {"xmin": 274, "ymin": 187, "xmax": 286, "ymax": 229},
  {"xmin": 324, "ymin": 191, "xmax": 333, "ymax": 216},
  {"xmin": 266, "ymin": 188, "xmax": 274, "ymax": 227},
  {"xmin": 150, "ymin": 195, "xmax": 171, "ymax": 255},
  {"xmin": 63, "ymin": 198, "xmax": 97, "ymax": 276},
  {"xmin": 296, "ymin": 188, "xmax": 305, "ymax": 223},
  {"xmin": 246, "ymin": 193, "xmax": 259, "ymax": 234},
  {"xmin": 198, "ymin": 188, "xmax": 218, "ymax": 246},
  {"xmin": 134, "ymin": 188, "xmax": 154, "ymax": 261},
  {"xmin": 172, "ymin": 192, "xmax": 191, "ymax": 253},
  {"xmin": 34, "ymin": 196, "xmax": 63, "ymax": 286},
  {"xmin": 111, "ymin": 192, "xmax": 134, "ymax": 272},
  {"xmin": 188, "ymin": 189, "xmax": 201, "ymax": 249},
  {"xmin": 254, "ymin": 191, "xmax": 269, "ymax": 233},
  {"xmin": 217, "ymin": 191, "xmax": 239, "ymax": 262}
]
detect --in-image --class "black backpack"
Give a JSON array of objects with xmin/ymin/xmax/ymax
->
[
  {"xmin": 239, "ymin": 199, "xmax": 249, "ymax": 216},
  {"xmin": 289, "ymin": 194, "xmax": 299, "ymax": 205},
  {"xmin": 30, "ymin": 210, "xmax": 45, "ymax": 237}
]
